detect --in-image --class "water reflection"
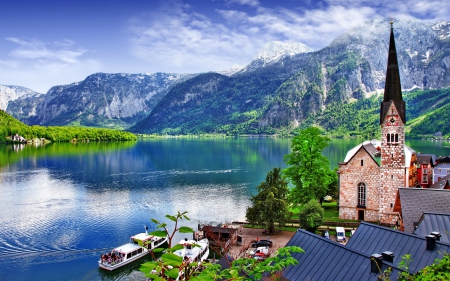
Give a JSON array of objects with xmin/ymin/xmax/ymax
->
[{"xmin": 0, "ymin": 137, "xmax": 449, "ymax": 281}]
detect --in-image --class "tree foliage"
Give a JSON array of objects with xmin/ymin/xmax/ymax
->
[
  {"xmin": 149, "ymin": 210, "xmax": 194, "ymax": 248},
  {"xmin": 141, "ymin": 210, "xmax": 304, "ymax": 281},
  {"xmin": 246, "ymin": 168, "xmax": 290, "ymax": 233},
  {"xmin": 192, "ymin": 246, "xmax": 304, "ymax": 281},
  {"xmin": 283, "ymin": 127, "xmax": 336, "ymax": 206},
  {"xmin": 0, "ymin": 110, "xmax": 136, "ymax": 142},
  {"xmin": 298, "ymin": 199, "xmax": 324, "ymax": 233},
  {"xmin": 379, "ymin": 253, "xmax": 450, "ymax": 281}
]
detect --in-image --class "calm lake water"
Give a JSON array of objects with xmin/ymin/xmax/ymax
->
[{"xmin": 0, "ymin": 137, "xmax": 449, "ymax": 281}]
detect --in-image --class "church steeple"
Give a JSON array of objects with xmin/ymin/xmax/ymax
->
[{"xmin": 380, "ymin": 20, "xmax": 406, "ymax": 125}]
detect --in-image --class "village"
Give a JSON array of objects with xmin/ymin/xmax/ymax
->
[{"xmin": 192, "ymin": 24, "xmax": 450, "ymax": 280}]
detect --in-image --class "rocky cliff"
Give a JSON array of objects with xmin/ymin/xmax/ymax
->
[{"xmin": 6, "ymin": 72, "xmax": 192, "ymax": 128}]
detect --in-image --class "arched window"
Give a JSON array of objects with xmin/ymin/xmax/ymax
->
[
  {"xmin": 387, "ymin": 134, "xmax": 391, "ymax": 143},
  {"xmin": 358, "ymin": 182, "xmax": 366, "ymax": 207},
  {"xmin": 395, "ymin": 133, "xmax": 398, "ymax": 143}
]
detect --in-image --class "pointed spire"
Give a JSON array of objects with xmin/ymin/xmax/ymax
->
[
  {"xmin": 380, "ymin": 20, "xmax": 406, "ymax": 124},
  {"xmin": 383, "ymin": 20, "xmax": 402, "ymax": 102}
]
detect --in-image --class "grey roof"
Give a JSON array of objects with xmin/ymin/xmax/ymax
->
[
  {"xmin": 430, "ymin": 174, "xmax": 450, "ymax": 189},
  {"xmin": 363, "ymin": 143, "xmax": 381, "ymax": 158},
  {"xmin": 398, "ymin": 188, "xmax": 450, "ymax": 233},
  {"xmin": 417, "ymin": 154, "xmax": 435, "ymax": 166},
  {"xmin": 282, "ymin": 229, "xmax": 405, "ymax": 281},
  {"xmin": 436, "ymin": 156, "xmax": 450, "ymax": 163},
  {"xmin": 346, "ymin": 222, "xmax": 450, "ymax": 273},
  {"xmin": 414, "ymin": 212, "xmax": 450, "ymax": 244}
]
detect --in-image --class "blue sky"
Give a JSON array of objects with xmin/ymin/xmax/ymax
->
[{"xmin": 0, "ymin": 0, "xmax": 448, "ymax": 93}]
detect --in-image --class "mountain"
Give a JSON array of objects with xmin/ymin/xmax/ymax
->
[
  {"xmin": 6, "ymin": 72, "xmax": 193, "ymax": 129},
  {"xmin": 4, "ymin": 18, "xmax": 450, "ymax": 137},
  {"xmin": 130, "ymin": 18, "xmax": 450, "ymax": 136},
  {"xmin": 0, "ymin": 85, "xmax": 42, "ymax": 111}
]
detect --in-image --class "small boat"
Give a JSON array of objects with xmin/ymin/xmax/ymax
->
[
  {"xmin": 98, "ymin": 230, "xmax": 168, "ymax": 271},
  {"xmin": 148, "ymin": 238, "xmax": 210, "ymax": 280},
  {"xmin": 173, "ymin": 238, "xmax": 209, "ymax": 264}
]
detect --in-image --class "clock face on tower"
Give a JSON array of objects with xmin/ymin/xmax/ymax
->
[{"xmin": 386, "ymin": 115, "xmax": 398, "ymax": 126}]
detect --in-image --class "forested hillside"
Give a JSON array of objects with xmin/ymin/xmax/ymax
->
[{"xmin": 0, "ymin": 110, "xmax": 136, "ymax": 142}]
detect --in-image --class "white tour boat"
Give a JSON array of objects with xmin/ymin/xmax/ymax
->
[
  {"xmin": 173, "ymin": 238, "xmax": 209, "ymax": 264},
  {"xmin": 148, "ymin": 238, "xmax": 210, "ymax": 280},
  {"xmin": 98, "ymin": 230, "xmax": 168, "ymax": 271}
]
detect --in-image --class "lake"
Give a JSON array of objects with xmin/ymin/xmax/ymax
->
[{"xmin": 0, "ymin": 137, "xmax": 449, "ymax": 281}]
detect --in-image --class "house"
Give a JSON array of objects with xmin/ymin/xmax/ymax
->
[
  {"xmin": 433, "ymin": 156, "xmax": 450, "ymax": 184},
  {"xmin": 430, "ymin": 174, "xmax": 450, "ymax": 189},
  {"xmin": 416, "ymin": 153, "xmax": 435, "ymax": 188},
  {"xmin": 11, "ymin": 133, "xmax": 26, "ymax": 142},
  {"xmin": 413, "ymin": 212, "xmax": 450, "ymax": 244},
  {"xmin": 282, "ymin": 228, "xmax": 406, "ymax": 280},
  {"xmin": 339, "ymin": 22, "xmax": 417, "ymax": 226},
  {"xmin": 393, "ymin": 188, "xmax": 450, "ymax": 233},
  {"xmin": 197, "ymin": 222, "xmax": 243, "ymax": 247}
]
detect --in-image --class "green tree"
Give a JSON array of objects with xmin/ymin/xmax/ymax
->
[
  {"xmin": 298, "ymin": 199, "xmax": 324, "ymax": 233},
  {"xmin": 140, "ymin": 211, "xmax": 196, "ymax": 280},
  {"xmin": 191, "ymin": 246, "xmax": 304, "ymax": 281},
  {"xmin": 283, "ymin": 126, "xmax": 335, "ymax": 206},
  {"xmin": 140, "ymin": 210, "xmax": 304, "ymax": 281},
  {"xmin": 148, "ymin": 210, "xmax": 195, "ymax": 248},
  {"xmin": 246, "ymin": 168, "xmax": 290, "ymax": 233}
]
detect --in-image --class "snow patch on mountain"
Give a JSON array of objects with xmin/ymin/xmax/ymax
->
[
  {"xmin": 255, "ymin": 41, "xmax": 314, "ymax": 64},
  {"xmin": 0, "ymin": 85, "xmax": 42, "ymax": 110}
]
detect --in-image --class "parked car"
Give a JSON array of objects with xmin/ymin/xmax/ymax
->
[
  {"xmin": 336, "ymin": 227, "xmax": 346, "ymax": 242},
  {"xmin": 251, "ymin": 240, "xmax": 273, "ymax": 248}
]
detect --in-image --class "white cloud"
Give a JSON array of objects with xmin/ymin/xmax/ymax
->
[
  {"xmin": 129, "ymin": 2, "xmax": 258, "ymax": 73},
  {"xmin": 225, "ymin": 0, "xmax": 260, "ymax": 7},
  {"xmin": 6, "ymin": 37, "xmax": 87, "ymax": 64},
  {"xmin": 0, "ymin": 38, "xmax": 100, "ymax": 92},
  {"xmin": 129, "ymin": 0, "xmax": 450, "ymax": 75}
]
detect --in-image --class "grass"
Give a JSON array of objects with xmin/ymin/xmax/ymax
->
[{"xmin": 290, "ymin": 201, "xmax": 358, "ymax": 222}]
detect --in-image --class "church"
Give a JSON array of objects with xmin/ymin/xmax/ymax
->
[{"xmin": 338, "ymin": 22, "xmax": 418, "ymax": 226}]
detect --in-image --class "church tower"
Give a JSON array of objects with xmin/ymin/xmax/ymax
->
[{"xmin": 379, "ymin": 21, "xmax": 406, "ymax": 224}]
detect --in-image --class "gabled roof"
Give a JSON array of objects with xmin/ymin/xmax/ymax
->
[
  {"xmin": 342, "ymin": 140, "xmax": 415, "ymax": 168},
  {"xmin": 380, "ymin": 23, "xmax": 406, "ymax": 124},
  {"xmin": 282, "ymin": 229, "xmax": 405, "ymax": 281},
  {"xmin": 414, "ymin": 212, "xmax": 450, "ymax": 244},
  {"xmin": 430, "ymin": 174, "xmax": 450, "ymax": 189},
  {"xmin": 343, "ymin": 140, "xmax": 381, "ymax": 164},
  {"xmin": 397, "ymin": 188, "xmax": 450, "ymax": 233},
  {"xmin": 346, "ymin": 222, "xmax": 450, "ymax": 273},
  {"xmin": 417, "ymin": 153, "xmax": 436, "ymax": 166},
  {"xmin": 436, "ymin": 156, "xmax": 450, "ymax": 164}
]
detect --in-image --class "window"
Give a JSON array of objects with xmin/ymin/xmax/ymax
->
[
  {"xmin": 358, "ymin": 183, "xmax": 366, "ymax": 207},
  {"xmin": 438, "ymin": 169, "xmax": 442, "ymax": 173},
  {"xmin": 395, "ymin": 133, "xmax": 398, "ymax": 142},
  {"xmin": 423, "ymin": 175, "xmax": 428, "ymax": 183},
  {"xmin": 361, "ymin": 159, "xmax": 364, "ymax": 166},
  {"xmin": 447, "ymin": 170, "xmax": 450, "ymax": 174},
  {"xmin": 423, "ymin": 168, "xmax": 428, "ymax": 174},
  {"xmin": 387, "ymin": 134, "xmax": 391, "ymax": 143}
]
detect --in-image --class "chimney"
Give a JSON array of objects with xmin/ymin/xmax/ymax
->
[
  {"xmin": 382, "ymin": 251, "xmax": 394, "ymax": 263},
  {"xmin": 431, "ymin": 232, "xmax": 441, "ymax": 241},
  {"xmin": 371, "ymin": 253, "xmax": 383, "ymax": 273},
  {"xmin": 426, "ymin": 235, "xmax": 436, "ymax": 250}
]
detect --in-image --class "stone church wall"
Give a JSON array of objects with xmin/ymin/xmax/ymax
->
[{"xmin": 339, "ymin": 147, "xmax": 380, "ymax": 221}]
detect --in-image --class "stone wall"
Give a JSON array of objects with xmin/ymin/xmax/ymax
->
[{"xmin": 339, "ymin": 147, "xmax": 380, "ymax": 221}]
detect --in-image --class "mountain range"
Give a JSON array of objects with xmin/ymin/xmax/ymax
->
[{"xmin": 2, "ymin": 18, "xmax": 450, "ymax": 137}]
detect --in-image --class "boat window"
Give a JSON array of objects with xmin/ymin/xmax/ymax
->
[
  {"xmin": 138, "ymin": 248, "xmax": 142, "ymax": 254},
  {"xmin": 127, "ymin": 253, "xmax": 131, "ymax": 259}
]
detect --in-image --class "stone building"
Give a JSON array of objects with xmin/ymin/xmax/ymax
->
[{"xmin": 338, "ymin": 22, "xmax": 417, "ymax": 225}]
